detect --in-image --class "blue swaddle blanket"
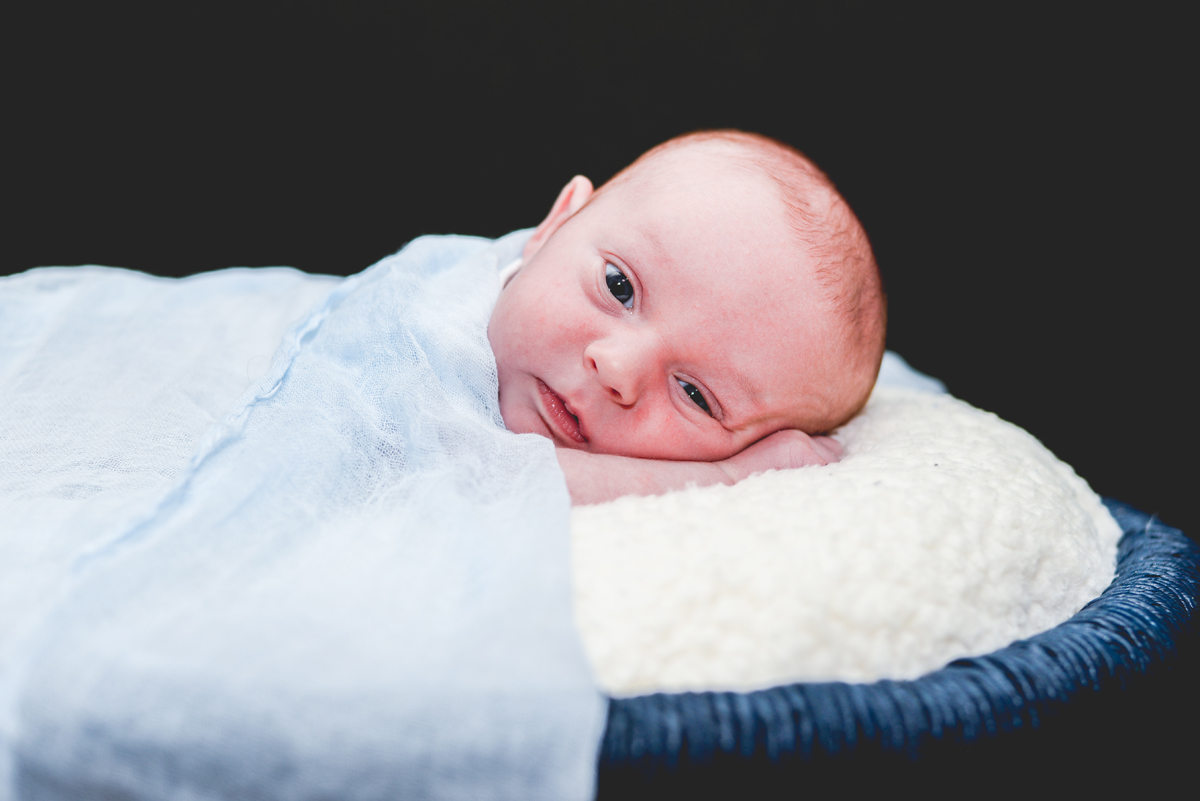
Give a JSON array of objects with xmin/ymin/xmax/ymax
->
[{"xmin": 0, "ymin": 232, "xmax": 606, "ymax": 800}]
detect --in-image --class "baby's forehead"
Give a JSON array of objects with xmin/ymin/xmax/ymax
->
[
  {"xmin": 625, "ymin": 144, "xmax": 781, "ymax": 199},
  {"xmin": 604, "ymin": 158, "xmax": 793, "ymax": 250},
  {"xmin": 591, "ymin": 151, "xmax": 825, "ymax": 312}
]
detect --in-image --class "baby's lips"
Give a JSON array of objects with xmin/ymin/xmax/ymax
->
[{"xmin": 537, "ymin": 379, "xmax": 588, "ymax": 444}]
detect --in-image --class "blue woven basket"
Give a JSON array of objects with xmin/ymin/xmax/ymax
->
[{"xmin": 596, "ymin": 499, "xmax": 1199, "ymax": 796}]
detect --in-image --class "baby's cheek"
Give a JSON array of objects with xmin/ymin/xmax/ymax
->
[{"xmin": 609, "ymin": 416, "xmax": 741, "ymax": 462}]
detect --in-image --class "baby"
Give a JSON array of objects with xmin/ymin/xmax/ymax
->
[{"xmin": 488, "ymin": 130, "xmax": 886, "ymax": 504}]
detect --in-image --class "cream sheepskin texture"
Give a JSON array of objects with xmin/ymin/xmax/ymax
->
[{"xmin": 571, "ymin": 386, "xmax": 1121, "ymax": 697}]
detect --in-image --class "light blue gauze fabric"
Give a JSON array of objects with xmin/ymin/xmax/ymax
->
[{"xmin": 0, "ymin": 231, "xmax": 606, "ymax": 800}]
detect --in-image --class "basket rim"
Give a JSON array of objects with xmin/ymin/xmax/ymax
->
[{"xmin": 598, "ymin": 498, "xmax": 1199, "ymax": 772}]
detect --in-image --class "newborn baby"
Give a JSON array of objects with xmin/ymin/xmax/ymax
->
[{"xmin": 488, "ymin": 130, "xmax": 886, "ymax": 504}]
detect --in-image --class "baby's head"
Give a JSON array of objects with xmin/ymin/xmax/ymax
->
[{"xmin": 488, "ymin": 130, "xmax": 885, "ymax": 462}]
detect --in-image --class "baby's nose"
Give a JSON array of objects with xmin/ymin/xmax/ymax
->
[{"xmin": 585, "ymin": 339, "xmax": 649, "ymax": 407}]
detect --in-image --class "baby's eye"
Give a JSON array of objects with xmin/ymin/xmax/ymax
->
[
  {"xmin": 605, "ymin": 263, "xmax": 634, "ymax": 309},
  {"xmin": 677, "ymin": 379, "xmax": 712, "ymax": 416}
]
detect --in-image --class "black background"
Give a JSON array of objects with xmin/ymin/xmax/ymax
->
[
  {"xmin": 5, "ymin": 2, "xmax": 1192, "ymax": 534},
  {"xmin": 4, "ymin": 1, "xmax": 1196, "ymax": 791}
]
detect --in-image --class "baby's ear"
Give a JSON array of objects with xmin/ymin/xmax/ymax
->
[{"xmin": 522, "ymin": 175, "xmax": 594, "ymax": 260}]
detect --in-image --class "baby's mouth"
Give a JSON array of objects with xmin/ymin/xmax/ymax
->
[{"xmin": 537, "ymin": 379, "xmax": 587, "ymax": 444}]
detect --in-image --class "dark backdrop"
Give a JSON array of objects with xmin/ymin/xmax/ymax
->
[
  {"xmin": 4, "ymin": 1, "xmax": 1197, "ymax": 791},
  {"xmin": 6, "ymin": 1, "xmax": 1192, "ymax": 539}
]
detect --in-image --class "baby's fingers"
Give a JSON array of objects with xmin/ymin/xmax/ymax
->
[
  {"xmin": 720, "ymin": 429, "xmax": 841, "ymax": 483},
  {"xmin": 810, "ymin": 435, "xmax": 843, "ymax": 464},
  {"xmin": 762, "ymin": 430, "xmax": 841, "ymax": 469}
]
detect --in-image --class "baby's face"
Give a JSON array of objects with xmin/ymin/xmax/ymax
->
[{"xmin": 488, "ymin": 152, "xmax": 842, "ymax": 462}]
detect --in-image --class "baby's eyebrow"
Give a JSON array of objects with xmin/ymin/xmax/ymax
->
[{"xmin": 633, "ymin": 225, "xmax": 669, "ymax": 267}]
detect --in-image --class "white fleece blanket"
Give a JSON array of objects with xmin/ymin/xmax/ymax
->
[
  {"xmin": 0, "ymin": 233, "xmax": 605, "ymax": 801},
  {"xmin": 572, "ymin": 376, "xmax": 1122, "ymax": 695}
]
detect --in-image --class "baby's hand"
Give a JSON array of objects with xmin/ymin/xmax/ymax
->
[
  {"xmin": 557, "ymin": 430, "xmax": 841, "ymax": 505},
  {"xmin": 717, "ymin": 430, "xmax": 843, "ymax": 484}
]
